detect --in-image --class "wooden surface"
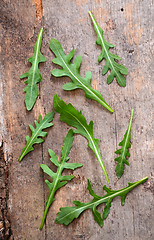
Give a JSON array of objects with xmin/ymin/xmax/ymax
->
[{"xmin": 0, "ymin": 0, "xmax": 153, "ymax": 239}]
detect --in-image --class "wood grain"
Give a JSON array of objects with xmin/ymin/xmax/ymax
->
[{"xmin": 0, "ymin": 0, "xmax": 153, "ymax": 239}]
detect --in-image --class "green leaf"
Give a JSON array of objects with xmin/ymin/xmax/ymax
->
[
  {"xmin": 103, "ymin": 198, "xmax": 112, "ymax": 219},
  {"xmin": 20, "ymin": 28, "xmax": 47, "ymax": 110},
  {"xmin": 92, "ymin": 205, "xmax": 104, "ymax": 227},
  {"xmin": 55, "ymin": 206, "xmax": 84, "ymax": 226},
  {"xmin": 40, "ymin": 129, "xmax": 82, "ymax": 229},
  {"xmin": 88, "ymin": 179, "xmax": 101, "ymax": 200},
  {"xmin": 89, "ymin": 11, "xmax": 128, "ymax": 87},
  {"xmin": 55, "ymin": 177, "xmax": 148, "ymax": 227},
  {"xmin": 18, "ymin": 111, "xmax": 54, "ymax": 162},
  {"xmin": 63, "ymin": 162, "xmax": 83, "ymax": 170},
  {"xmin": 50, "ymin": 39, "xmax": 113, "ymax": 113},
  {"xmin": 48, "ymin": 149, "xmax": 60, "ymax": 167},
  {"xmin": 53, "ymin": 94, "xmax": 109, "ymax": 183},
  {"xmin": 115, "ymin": 109, "xmax": 134, "ymax": 178}
]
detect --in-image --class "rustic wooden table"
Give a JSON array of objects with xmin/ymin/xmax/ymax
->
[{"xmin": 0, "ymin": 0, "xmax": 153, "ymax": 239}]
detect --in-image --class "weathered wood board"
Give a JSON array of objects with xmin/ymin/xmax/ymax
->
[{"xmin": 0, "ymin": 0, "xmax": 153, "ymax": 239}]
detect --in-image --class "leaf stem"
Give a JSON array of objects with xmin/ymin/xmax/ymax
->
[
  {"xmin": 18, "ymin": 119, "xmax": 47, "ymax": 162},
  {"xmin": 18, "ymin": 112, "xmax": 54, "ymax": 162},
  {"xmin": 89, "ymin": 11, "xmax": 117, "ymax": 76},
  {"xmin": 120, "ymin": 108, "xmax": 134, "ymax": 161},
  {"xmin": 94, "ymin": 149, "xmax": 109, "ymax": 183},
  {"xmin": 89, "ymin": 11, "xmax": 128, "ymax": 87},
  {"xmin": 40, "ymin": 189, "xmax": 55, "ymax": 229},
  {"xmin": 28, "ymin": 28, "xmax": 43, "ymax": 109},
  {"xmin": 50, "ymin": 39, "xmax": 114, "ymax": 113},
  {"xmin": 56, "ymin": 177, "xmax": 148, "ymax": 225},
  {"xmin": 53, "ymin": 94, "xmax": 109, "ymax": 183},
  {"xmin": 40, "ymin": 165, "xmax": 63, "ymax": 229}
]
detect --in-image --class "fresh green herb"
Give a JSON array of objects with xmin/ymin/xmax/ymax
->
[
  {"xmin": 18, "ymin": 111, "xmax": 54, "ymax": 162},
  {"xmin": 20, "ymin": 28, "xmax": 47, "ymax": 111},
  {"xmin": 50, "ymin": 39, "xmax": 113, "ymax": 113},
  {"xmin": 40, "ymin": 129, "xmax": 82, "ymax": 229},
  {"xmin": 115, "ymin": 109, "xmax": 134, "ymax": 178},
  {"xmin": 53, "ymin": 94, "xmax": 109, "ymax": 183},
  {"xmin": 55, "ymin": 176, "xmax": 148, "ymax": 227},
  {"xmin": 89, "ymin": 11, "xmax": 128, "ymax": 87}
]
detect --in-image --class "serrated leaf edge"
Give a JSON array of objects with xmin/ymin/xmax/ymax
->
[
  {"xmin": 115, "ymin": 109, "xmax": 134, "ymax": 178},
  {"xmin": 50, "ymin": 39, "xmax": 114, "ymax": 113},
  {"xmin": 89, "ymin": 11, "xmax": 128, "ymax": 87},
  {"xmin": 18, "ymin": 112, "xmax": 54, "ymax": 161},
  {"xmin": 55, "ymin": 176, "xmax": 148, "ymax": 226}
]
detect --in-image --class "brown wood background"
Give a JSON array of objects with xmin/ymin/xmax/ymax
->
[{"xmin": 0, "ymin": 0, "xmax": 153, "ymax": 239}]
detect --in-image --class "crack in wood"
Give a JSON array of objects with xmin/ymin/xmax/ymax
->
[
  {"xmin": 41, "ymin": 143, "xmax": 47, "ymax": 239},
  {"xmin": 114, "ymin": 113, "xmax": 118, "ymax": 150},
  {"xmin": 0, "ymin": 142, "xmax": 13, "ymax": 240}
]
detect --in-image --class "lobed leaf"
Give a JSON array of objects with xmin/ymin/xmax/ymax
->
[
  {"xmin": 92, "ymin": 205, "xmax": 104, "ymax": 227},
  {"xmin": 50, "ymin": 39, "xmax": 113, "ymax": 113},
  {"xmin": 55, "ymin": 177, "xmax": 148, "ymax": 227},
  {"xmin": 115, "ymin": 109, "xmax": 134, "ymax": 178},
  {"xmin": 89, "ymin": 11, "xmax": 128, "ymax": 87},
  {"xmin": 40, "ymin": 129, "xmax": 83, "ymax": 229},
  {"xmin": 20, "ymin": 28, "xmax": 47, "ymax": 110},
  {"xmin": 53, "ymin": 94, "xmax": 109, "ymax": 183},
  {"xmin": 18, "ymin": 111, "xmax": 54, "ymax": 162}
]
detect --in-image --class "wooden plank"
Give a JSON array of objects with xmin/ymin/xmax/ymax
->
[
  {"xmin": 0, "ymin": 1, "xmax": 45, "ymax": 239},
  {"xmin": 0, "ymin": 0, "xmax": 153, "ymax": 239}
]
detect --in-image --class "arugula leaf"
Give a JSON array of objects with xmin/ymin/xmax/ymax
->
[
  {"xmin": 89, "ymin": 11, "xmax": 128, "ymax": 87},
  {"xmin": 20, "ymin": 28, "xmax": 47, "ymax": 111},
  {"xmin": 50, "ymin": 39, "xmax": 113, "ymax": 113},
  {"xmin": 55, "ymin": 176, "xmax": 148, "ymax": 227},
  {"xmin": 53, "ymin": 94, "xmax": 109, "ymax": 183},
  {"xmin": 40, "ymin": 129, "xmax": 82, "ymax": 229},
  {"xmin": 18, "ymin": 111, "xmax": 54, "ymax": 162},
  {"xmin": 115, "ymin": 109, "xmax": 134, "ymax": 178}
]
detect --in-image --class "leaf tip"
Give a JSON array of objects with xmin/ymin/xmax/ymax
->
[
  {"xmin": 40, "ymin": 164, "xmax": 44, "ymax": 168},
  {"xmin": 131, "ymin": 109, "xmax": 134, "ymax": 118},
  {"xmin": 110, "ymin": 108, "xmax": 114, "ymax": 113},
  {"xmin": 39, "ymin": 27, "xmax": 43, "ymax": 37},
  {"xmin": 141, "ymin": 176, "xmax": 148, "ymax": 183},
  {"xmin": 26, "ymin": 105, "xmax": 33, "ymax": 111}
]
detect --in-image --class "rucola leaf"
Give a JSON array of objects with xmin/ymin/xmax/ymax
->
[
  {"xmin": 50, "ymin": 39, "xmax": 113, "ymax": 113},
  {"xmin": 55, "ymin": 177, "xmax": 148, "ymax": 227},
  {"xmin": 115, "ymin": 109, "xmax": 134, "ymax": 178},
  {"xmin": 18, "ymin": 111, "xmax": 54, "ymax": 162},
  {"xmin": 53, "ymin": 94, "xmax": 109, "ymax": 183},
  {"xmin": 89, "ymin": 11, "xmax": 128, "ymax": 87},
  {"xmin": 40, "ymin": 129, "xmax": 82, "ymax": 229},
  {"xmin": 20, "ymin": 28, "xmax": 47, "ymax": 111}
]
